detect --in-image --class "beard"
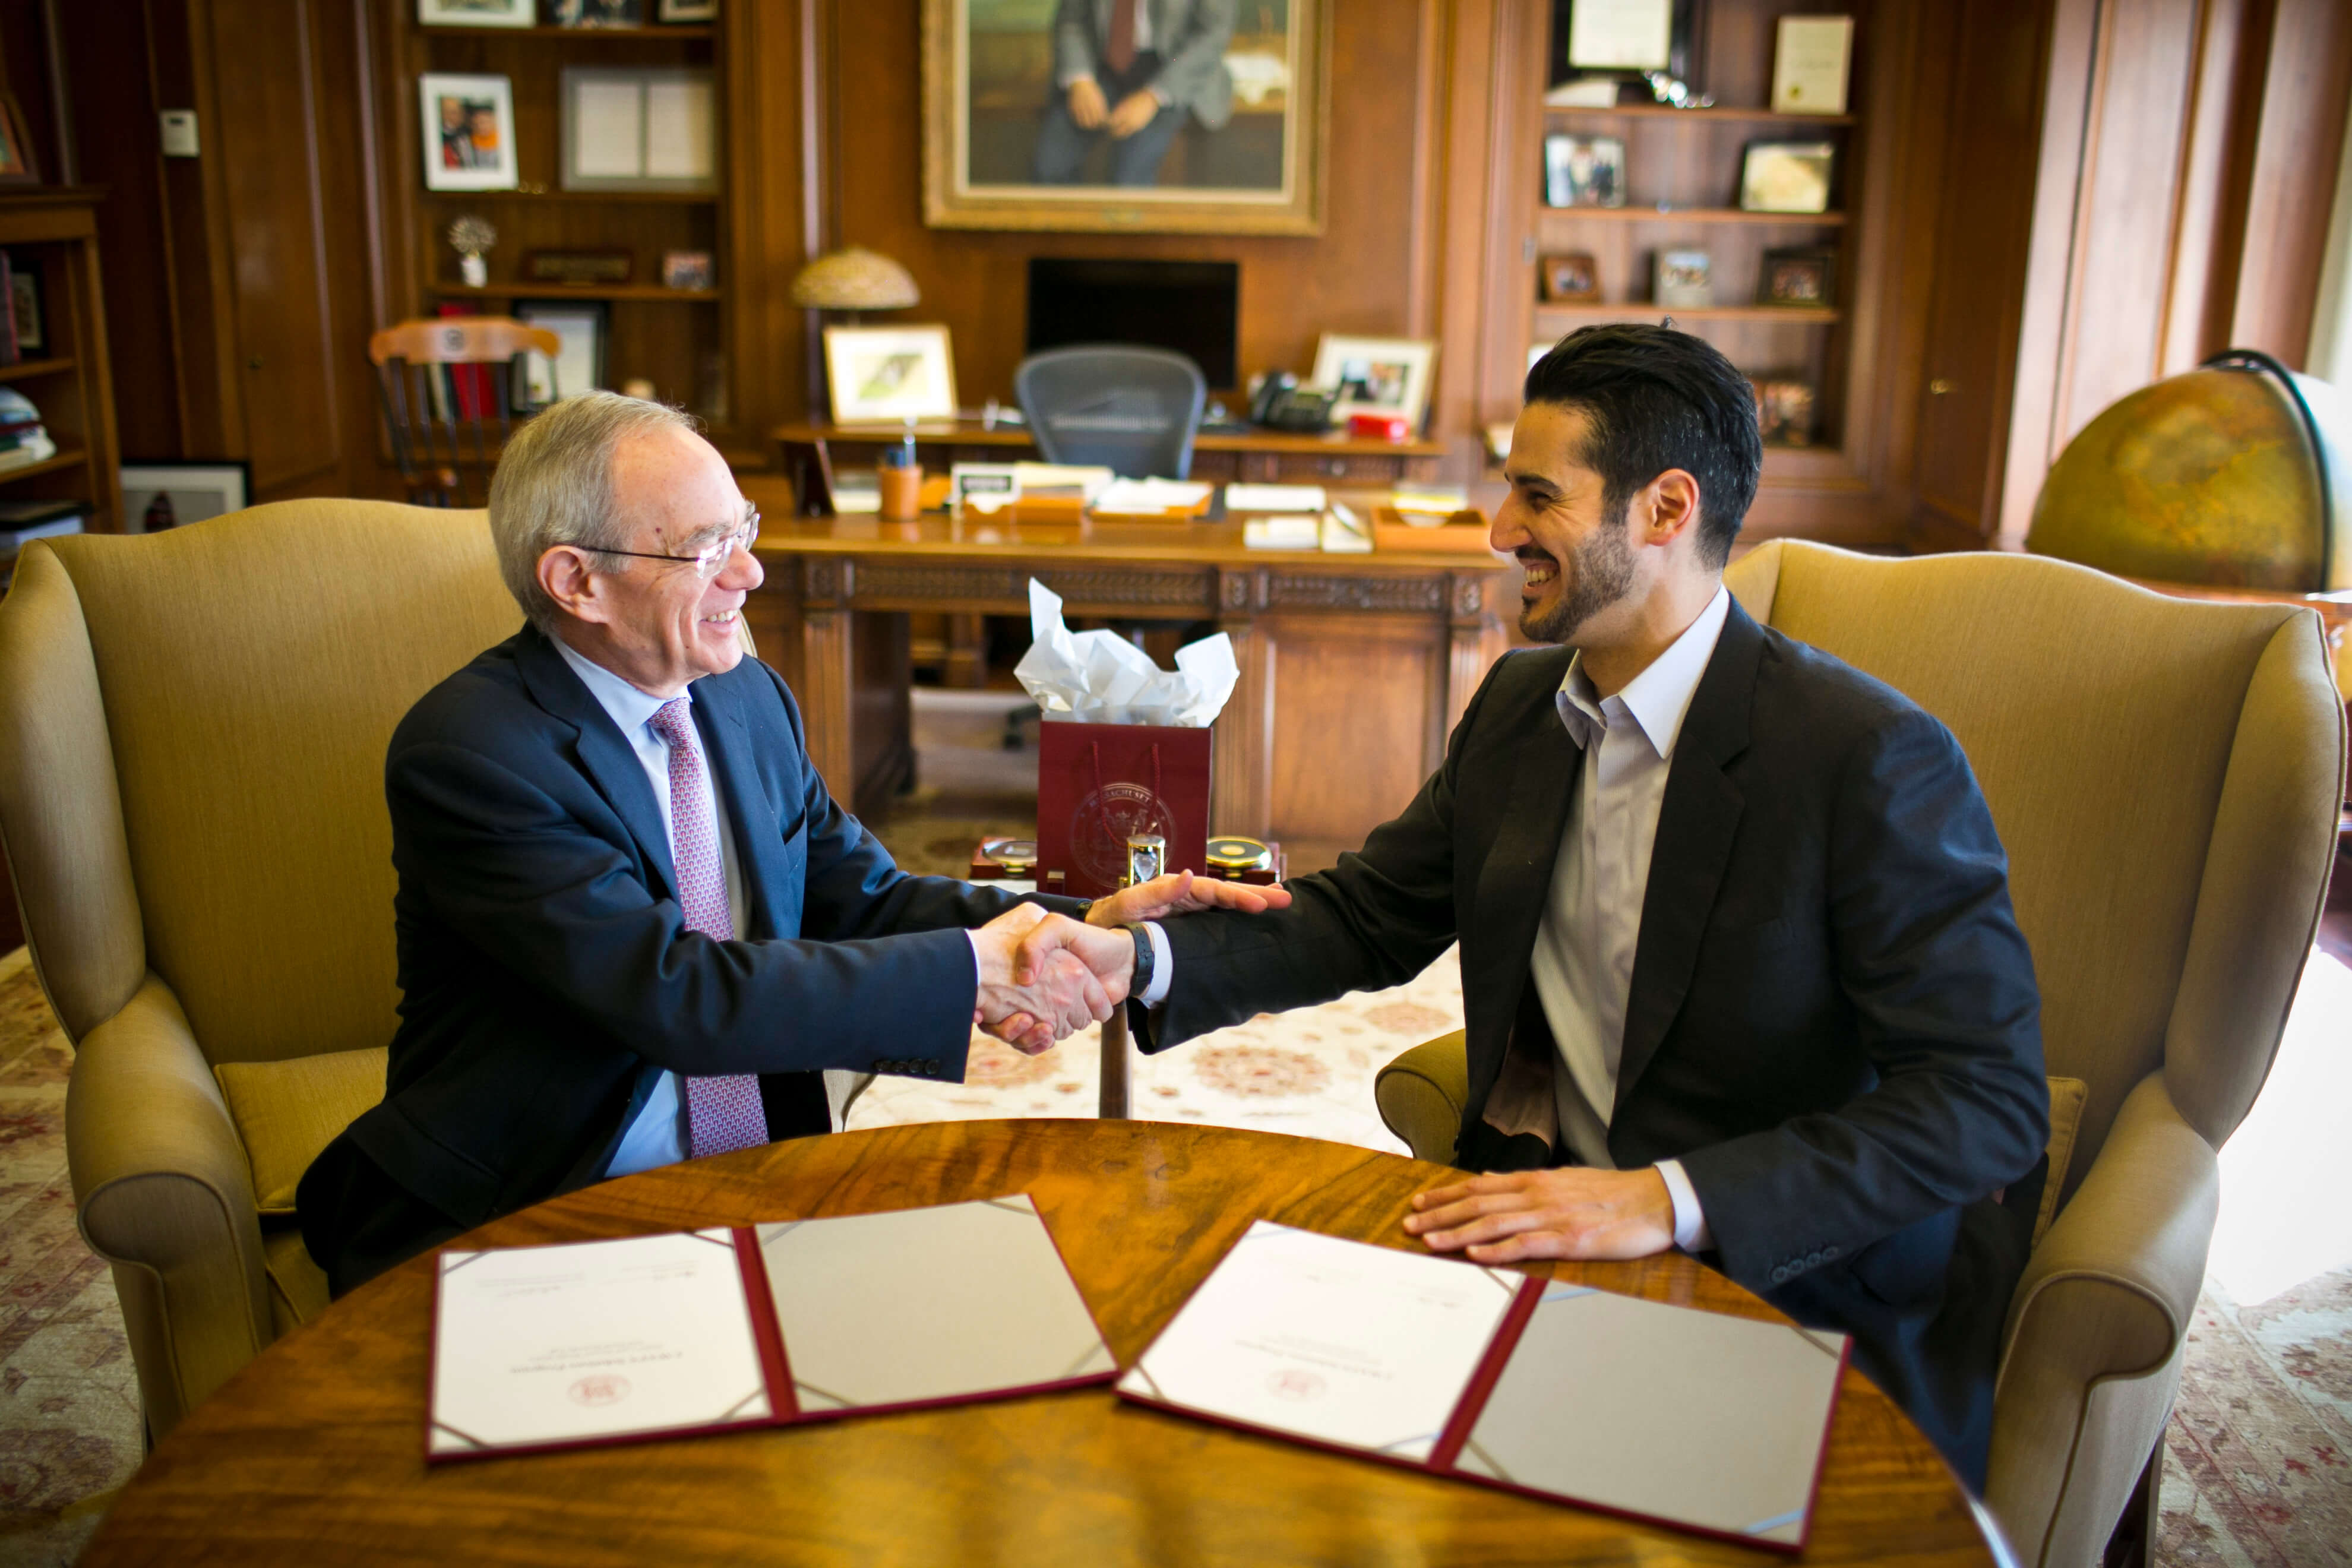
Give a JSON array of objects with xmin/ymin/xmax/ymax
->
[{"xmin": 1519, "ymin": 508, "xmax": 1637, "ymax": 644}]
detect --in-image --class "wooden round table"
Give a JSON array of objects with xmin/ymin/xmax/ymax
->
[{"xmin": 84, "ymin": 1121, "xmax": 1995, "ymax": 1564}]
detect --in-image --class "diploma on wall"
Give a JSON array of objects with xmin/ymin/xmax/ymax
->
[
  {"xmin": 1116, "ymin": 1222, "xmax": 1850, "ymax": 1551},
  {"xmin": 427, "ymin": 1194, "xmax": 1112, "ymax": 1461}
]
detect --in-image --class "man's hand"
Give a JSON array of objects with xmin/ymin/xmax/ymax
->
[
  {"xmin": 1107, "ymin": 89, "xmax": 1161, "ymax": 138},
  {"xmin": 1067, "ymin": 77, "xmax": 1109, "ymax": 129},
  {"xmin": 970, "ymin": 904, "xmax": 1112, "ymax": 1055},
  {"xmin": 1085, "ymin": 870, "xmax": 1293, "ymax": 927},
  {"xmin": 1403, "ymin": 1168, "xmax": 1676, "ymax": 1264},
  {"xmin": 1010, "ymin": 916, "xmax": 1139, "ymax": 1010}
]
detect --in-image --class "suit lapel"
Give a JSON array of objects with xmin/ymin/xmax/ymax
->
[
  {"xmin": 513, "ymin": 627, "xmax": 679, "ymax": 902},
  {"xmin": 1611, "ymin": 601, "xmax": 1763, "ymax": 1115},
  {"xmin": 693, "ymin": 677, "xmax": 785, "ymax": 940},
  {"xmin": 1468, "ymin": 652, "xmax": 1582, "ymax": 1010}
]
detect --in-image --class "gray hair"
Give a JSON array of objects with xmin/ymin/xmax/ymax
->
[{"xmin": 488, "ymin": 391, "xmax": 700, "ymax": 633}]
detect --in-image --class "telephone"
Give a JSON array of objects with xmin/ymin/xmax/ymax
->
[{"xmin": 1247, "ymin": 371, "xmax": 1339, "ymax": 433}]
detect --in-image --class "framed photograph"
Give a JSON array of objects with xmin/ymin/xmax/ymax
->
[
  {"xmin": 0, "ymin": 96, "xmax": 40, "ymax": 186},
  {"xmin": 524, "ymin": 249, "xmax": 633, "ymax": 285},
  {"xmin": 1310, "ymin": 334, "xmax": 1436, "ymax": 431},
  {"xmin": 1758, "ymin": 246, "xmax": 1836, "ymax": 308},
  {"xmin": 1654, "ymin": 248, "xmax": 1712, "ymax": 308},
  {"xmin": 419, "ymin": 75, "xmax": 518, "ymax": 192},
  {"xmin": 661, "ymin": 250, "xmax": 715, "ymax": 290},
  {"xmin": 513, "ymin": 301, "xmax": 609, "ymax": 408},
  {"xmin": 561, "ymin": 68, "xmax": 717, "ymax": 194},
  {"xmin": 6, "ymin": 254, "xmax": 43, "ymax": 354},
  {"xmin": 823, "ymin": 325, "xmax": 959, "ymax": 425},
  {"xmin": 922, "ymin": 0, "xmax": 1329, "ymax": 237},
  {"xmin": 1544, "ymin": 134, "xmax": 1624, "ymax": 208},
  {"xmin": 1739, "ymin": 140, "xmax": 1836, "ymax": 215},
  {"xmin": 1753, "ymin": 375, "xmax": 1816, "ymax": 447},
  {"xmin": 418, "ymin": 0, "xmax": 535, "ymax": 25},
  {"xmin": 657, "ymin": 0, "xmax": 716, "ymax": 17},
  {"xmin": 1554, "ymin": 0, "xmax": 1697, "ymax": 83},
  {"xmin": 546, "ymin": 0, "xmax": 643, "ymax": 24},
  {"xmin": 1539, "ymin": 251, "xmax": 1601, "ymax": 304},
  {"xmin": 120, "ymin": 462, "xmax": 251, "ymax": 533}
]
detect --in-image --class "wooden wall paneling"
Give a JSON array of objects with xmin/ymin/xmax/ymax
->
[
  {"xmin": 1429, "ymin": 0, "xmax": 1508, "ymax": 480},
  {"xmin": 157, "ymin": 0, "xmax": 242, "ymax": 460},
  {"xmin": 1211, "ymin": 575, "xmax": 1273, "ymax": 837},
  {"xmin": 2159, "ymin": 0, "xmax": 2258, "ymax": 376},
  {"xmin": 1905, "ymin": 0, "xmax": 2057, "ymax": 551},
  {"xmin": 1261, "ymin": 612, "xmax": 1445, "ymax": 856},
  {"xmin": 2225, "ymin": 0, "xmax": 2352, "ymax": 364},
  {"xmin": 823, "ymin": 0, "xmax": 1434, "ymax": 418},
  {"xmin": 716, "ymin": 0, "xmax": 801, "ymax": 460}
]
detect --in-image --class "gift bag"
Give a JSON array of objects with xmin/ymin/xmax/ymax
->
[
  {"xmin": 1014, "ymin": 578, "xmax": 1238, "ymax": 899},
  {"xmin": 1036, "ymin": 721, "xmax": 1213, "ymax": 899}
]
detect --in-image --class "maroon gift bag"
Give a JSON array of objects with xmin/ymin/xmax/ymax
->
[{"xmin": 1036, "ymin": 721, "xmax": 1212, "ymax": 899}]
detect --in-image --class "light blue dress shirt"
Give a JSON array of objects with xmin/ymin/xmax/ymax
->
[{"xmin": 551, "ymin": 636, "xmax": 749, "ymax": 1178}]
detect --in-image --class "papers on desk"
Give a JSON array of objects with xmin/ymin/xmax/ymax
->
[
  {"xmin": 427, "ymin": 1195, "xmax": 1112, "ymax": 1462},
  {"xmin": 1224, "ymin": 483, "xmax": 1326, "ymax": 513},
  {"xmin": 1092, "ymin": 478, "xmax": 1213, "ymax": 517},
  {"xmin": 1243, "ymin": 516, "xmax": 1321, "ymax": 551},
  {"xmin": 1115, "ymin": 1223, "xmax": 1849, "ymax": 1552}
]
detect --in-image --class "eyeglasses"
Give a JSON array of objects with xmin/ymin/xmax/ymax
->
[{"xmin": 589, "ymin": 509, "xmax": 760, "ymax": 581}]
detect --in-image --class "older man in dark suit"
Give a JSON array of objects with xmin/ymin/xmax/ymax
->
[
  {"xmin": 1032, "ymin": 0, "xmax": 1237, "ymax": 186},
  {"xmin": 1017, "ymin": 324, "xmax": 2050, "ymax": 1487},
  {"xmin": 298, "ymin": 393, "xmax": 1282, "ymax": 1296}
]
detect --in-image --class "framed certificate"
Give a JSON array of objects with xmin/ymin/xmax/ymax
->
[{"xmin": 1555, "ymin": 0, "xmax": 1699, "ymax": 83}]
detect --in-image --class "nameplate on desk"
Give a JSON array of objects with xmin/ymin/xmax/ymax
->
[
  {"xmin": 1115, "ymin": 1222, "xmax": 1848, "ymax": 1551},
  {"xmin": 426, "ymin": 1194, "xmax": 1114, "ymax": 1461}
]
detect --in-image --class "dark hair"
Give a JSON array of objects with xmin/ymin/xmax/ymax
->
[{"xmin": 1522, "ymin": 323, "xmax": 1763, "ymax": 569}]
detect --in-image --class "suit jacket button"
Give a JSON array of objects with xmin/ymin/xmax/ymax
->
[
  {"xmin": 1806, "ymin": 1250, "xmax": 1822, "ymax": 1267},
  {"xmin": 1769, "ymin": 1265, "xmax": 1788, "ymax": 1284},
  {"xmin": 1824, "ymin": 1245, "xmax": 1840, "ymax": 1260}
]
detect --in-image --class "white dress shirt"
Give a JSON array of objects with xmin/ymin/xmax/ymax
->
[{"xmin": 1533, "ymin": 587, "xmax": 1731, "ymax": 1253}]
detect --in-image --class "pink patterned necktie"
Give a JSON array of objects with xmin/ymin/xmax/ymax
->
[{"xmin": 647, "ymin": 698, "xmax": 767, "ymax": 1159}]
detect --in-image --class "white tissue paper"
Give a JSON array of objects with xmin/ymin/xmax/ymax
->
[{"xmin": 1014, "ymin": 578, "xmax": 1239, "ymax": 728}]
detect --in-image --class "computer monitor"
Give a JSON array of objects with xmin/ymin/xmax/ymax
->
[{"xmin": 1024, "ymin": 258, "xmax": 1239, "ymax": 390}]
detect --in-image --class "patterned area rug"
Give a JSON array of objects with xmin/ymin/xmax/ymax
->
[{"xmin": 1, "ymin": 880, "xmax": 2347, "ymax": 1562}]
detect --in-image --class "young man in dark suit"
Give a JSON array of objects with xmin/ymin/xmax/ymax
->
[
  {"xmin": 298, "ymin": 394, "xmax": 1281, "ymax": 1296},
  {"xmin": 1019, "ymin": 324, "xmax": 2050, "ymax": 1486}
]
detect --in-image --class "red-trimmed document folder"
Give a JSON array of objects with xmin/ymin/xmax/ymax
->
[
  {"xmin": 1115, "ymin": 1222, "xmax": 1850, "ymax": 1552},
  {"xmin": 426, "ymin": 1194, "xmax": 1115, "ymax": 1462}
]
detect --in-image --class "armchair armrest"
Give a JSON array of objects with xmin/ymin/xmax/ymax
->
[
  {"xmin": 1986, "ymin": 1070, "xmax": 2218, "ymax": 1564},
  {"xmin": 65, "ymin": 973, "xmax": 271, "ymax": 1439},
  {"xmin": 1375, "ymin": 1030, "xmax": 1468, "ymax": 1165}
]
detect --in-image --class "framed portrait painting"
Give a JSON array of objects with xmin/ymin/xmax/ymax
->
[{"xmin": 923, "ymin": 0, "xmax": 1329, "ymax": 236}]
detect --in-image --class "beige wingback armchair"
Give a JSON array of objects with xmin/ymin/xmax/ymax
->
[
  {"xmin": 0, "ymin": 501, "xmax": 520, "ymax": 1439},
  {"xmin": 1375, "ymin": 541, "xmax": 2344, "ymax": 1567}
]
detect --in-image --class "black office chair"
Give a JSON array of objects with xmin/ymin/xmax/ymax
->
[{"xmin": 1013, "ymin": 346, "xmax": 1207, "ymax": 479}]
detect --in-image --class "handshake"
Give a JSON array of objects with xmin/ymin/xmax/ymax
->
[{"xmin": 969, "ymin": 872, "xmax": 1293, "ymax": 1055}]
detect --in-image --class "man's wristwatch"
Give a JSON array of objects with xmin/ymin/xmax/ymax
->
[{"xmin": 1121, "ymin": 922, "xmax": 1154, "ymax": 999}]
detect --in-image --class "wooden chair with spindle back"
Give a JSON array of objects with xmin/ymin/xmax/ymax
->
[{"xmin": 368, "ymin": 318, "xmax": 562, "ymax": 508}]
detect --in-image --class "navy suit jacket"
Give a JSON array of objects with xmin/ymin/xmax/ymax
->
[
  {"xmin": 301, "ymin": 625, "xmax": 1080, "ymax": 1283},
  {"xmin": 1133, "ymin": 599, "xmax": 2050, "ymax": 1484}
]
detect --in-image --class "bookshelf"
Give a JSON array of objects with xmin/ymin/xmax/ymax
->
[
  {"xmin": 387, "ymin": 13, "xmax": 731, "ymax": 430},
  {"xmin": 1522, "ymin": 4, "xmax": 1866, "ymax": 480},
  {"xmin": 0, "ymin": 189, "xmax": 122, "ymax": 539}
]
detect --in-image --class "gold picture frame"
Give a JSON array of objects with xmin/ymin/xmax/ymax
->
[
  {"xmin": 922, "ymin": 0, "xmax": 1329, "ymax": 236},
  {"xmin": 823, "ymin": 325, "xmax": 960, "ymax": 425}
]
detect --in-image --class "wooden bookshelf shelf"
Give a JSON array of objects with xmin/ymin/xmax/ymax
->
[
  {"xmin": 428, "ymin": 283, "xmax": 719, "ymax": 303},
  {"xmin": 0, "ymin": 449, "xmax": 91, "ymax": 485},
  {"xmin": 0, "ymin": 356, "xmax": 75, "ymax": 382},
  {"xmin": 1544, "ymin": 103, "xmax": 1854, "ymax": 126},
  {"xmin": 1538, "ymin": 304, "xmax": 1839, "ymax": 323},
  {"xmin": 416, "ymin": 25, "xmax": 714, "ymax": 39},
  {"xmin": 1542, "ymin": 207, "xmax": 1847, "ymax": 226},
  {"xmin": 422, "ymin": 188, "xmax": 720, "ymax": 206}
]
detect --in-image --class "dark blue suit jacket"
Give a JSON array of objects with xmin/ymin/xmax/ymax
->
[
  {"xmin": 299, "ymin": 625, "xmax": 1077, "ymax": 1287},
  {"xmin": 1133, "ymin": 599, "xmax": 2050, "ymax": 1485}
]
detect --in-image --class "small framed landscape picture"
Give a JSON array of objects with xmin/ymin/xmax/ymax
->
[
  {"xmin": 661, "ymin": 250, "xmax": 715, "ymax": 290},
  {"xmin": 823, "ymin": 325, "xmax": 959, "ymax": 425},
  {"xmin": 419, "ymin": 74, "xmax": 518, "ymax": 192},
  {"xmin": 1543, "ymin": 134, "xmax": 1625, "ymax": 208},
  {"xmin": 513, "ymin": 301, "xmax": 610, "ymax": 408},
  {"xmin": 1654, "ymin": 248, "xmax": 1713, "ymax": 309},
  {"xmin": 418, "ymin": 0, "xmax": 535, "ymax": 24},
  {"xmin": 1739, "ymin": 141, "xmax": 1836, "ymax": 215},
  {"xmin": 1758, "ymin": 246, "xmax": 1836, "ymax": 308},
  {"xmin": 120, "ymin": 463, "xmax": 251, "ymax": 533},
  {"xmin": 1539, "ymin": 251, "xmax": 1601, "ymax": 304},
  {"xmin": 1310, "ymin": 334, "xmax": 1437, "ymax": 431}
]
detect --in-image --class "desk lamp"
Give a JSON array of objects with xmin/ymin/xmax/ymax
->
[{"xmin": 791, "ymin": 246, "xmax": 921, "ymax": 421}]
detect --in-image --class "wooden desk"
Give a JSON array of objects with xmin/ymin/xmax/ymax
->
[
  {"xmin": 83, "ymin": 1120, "xmax": 1994, "ymax": 1566},
  {"xmin": 772, "ymin": 421, "xmax": 1447, "ymax": 514},
  {"xmin": 744, "ymin": 513, "xmax": 1515, "ymax": 860}
]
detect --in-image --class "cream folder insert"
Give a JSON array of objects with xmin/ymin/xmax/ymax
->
[{"xmin": 757, "ymin": 1194, "xmax": 1114, "ymax": 1412}]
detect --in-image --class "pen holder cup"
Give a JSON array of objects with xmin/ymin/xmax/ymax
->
[{"xmin": 878, "ymin": 464, "xmax": 925, "ymax": 520}]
